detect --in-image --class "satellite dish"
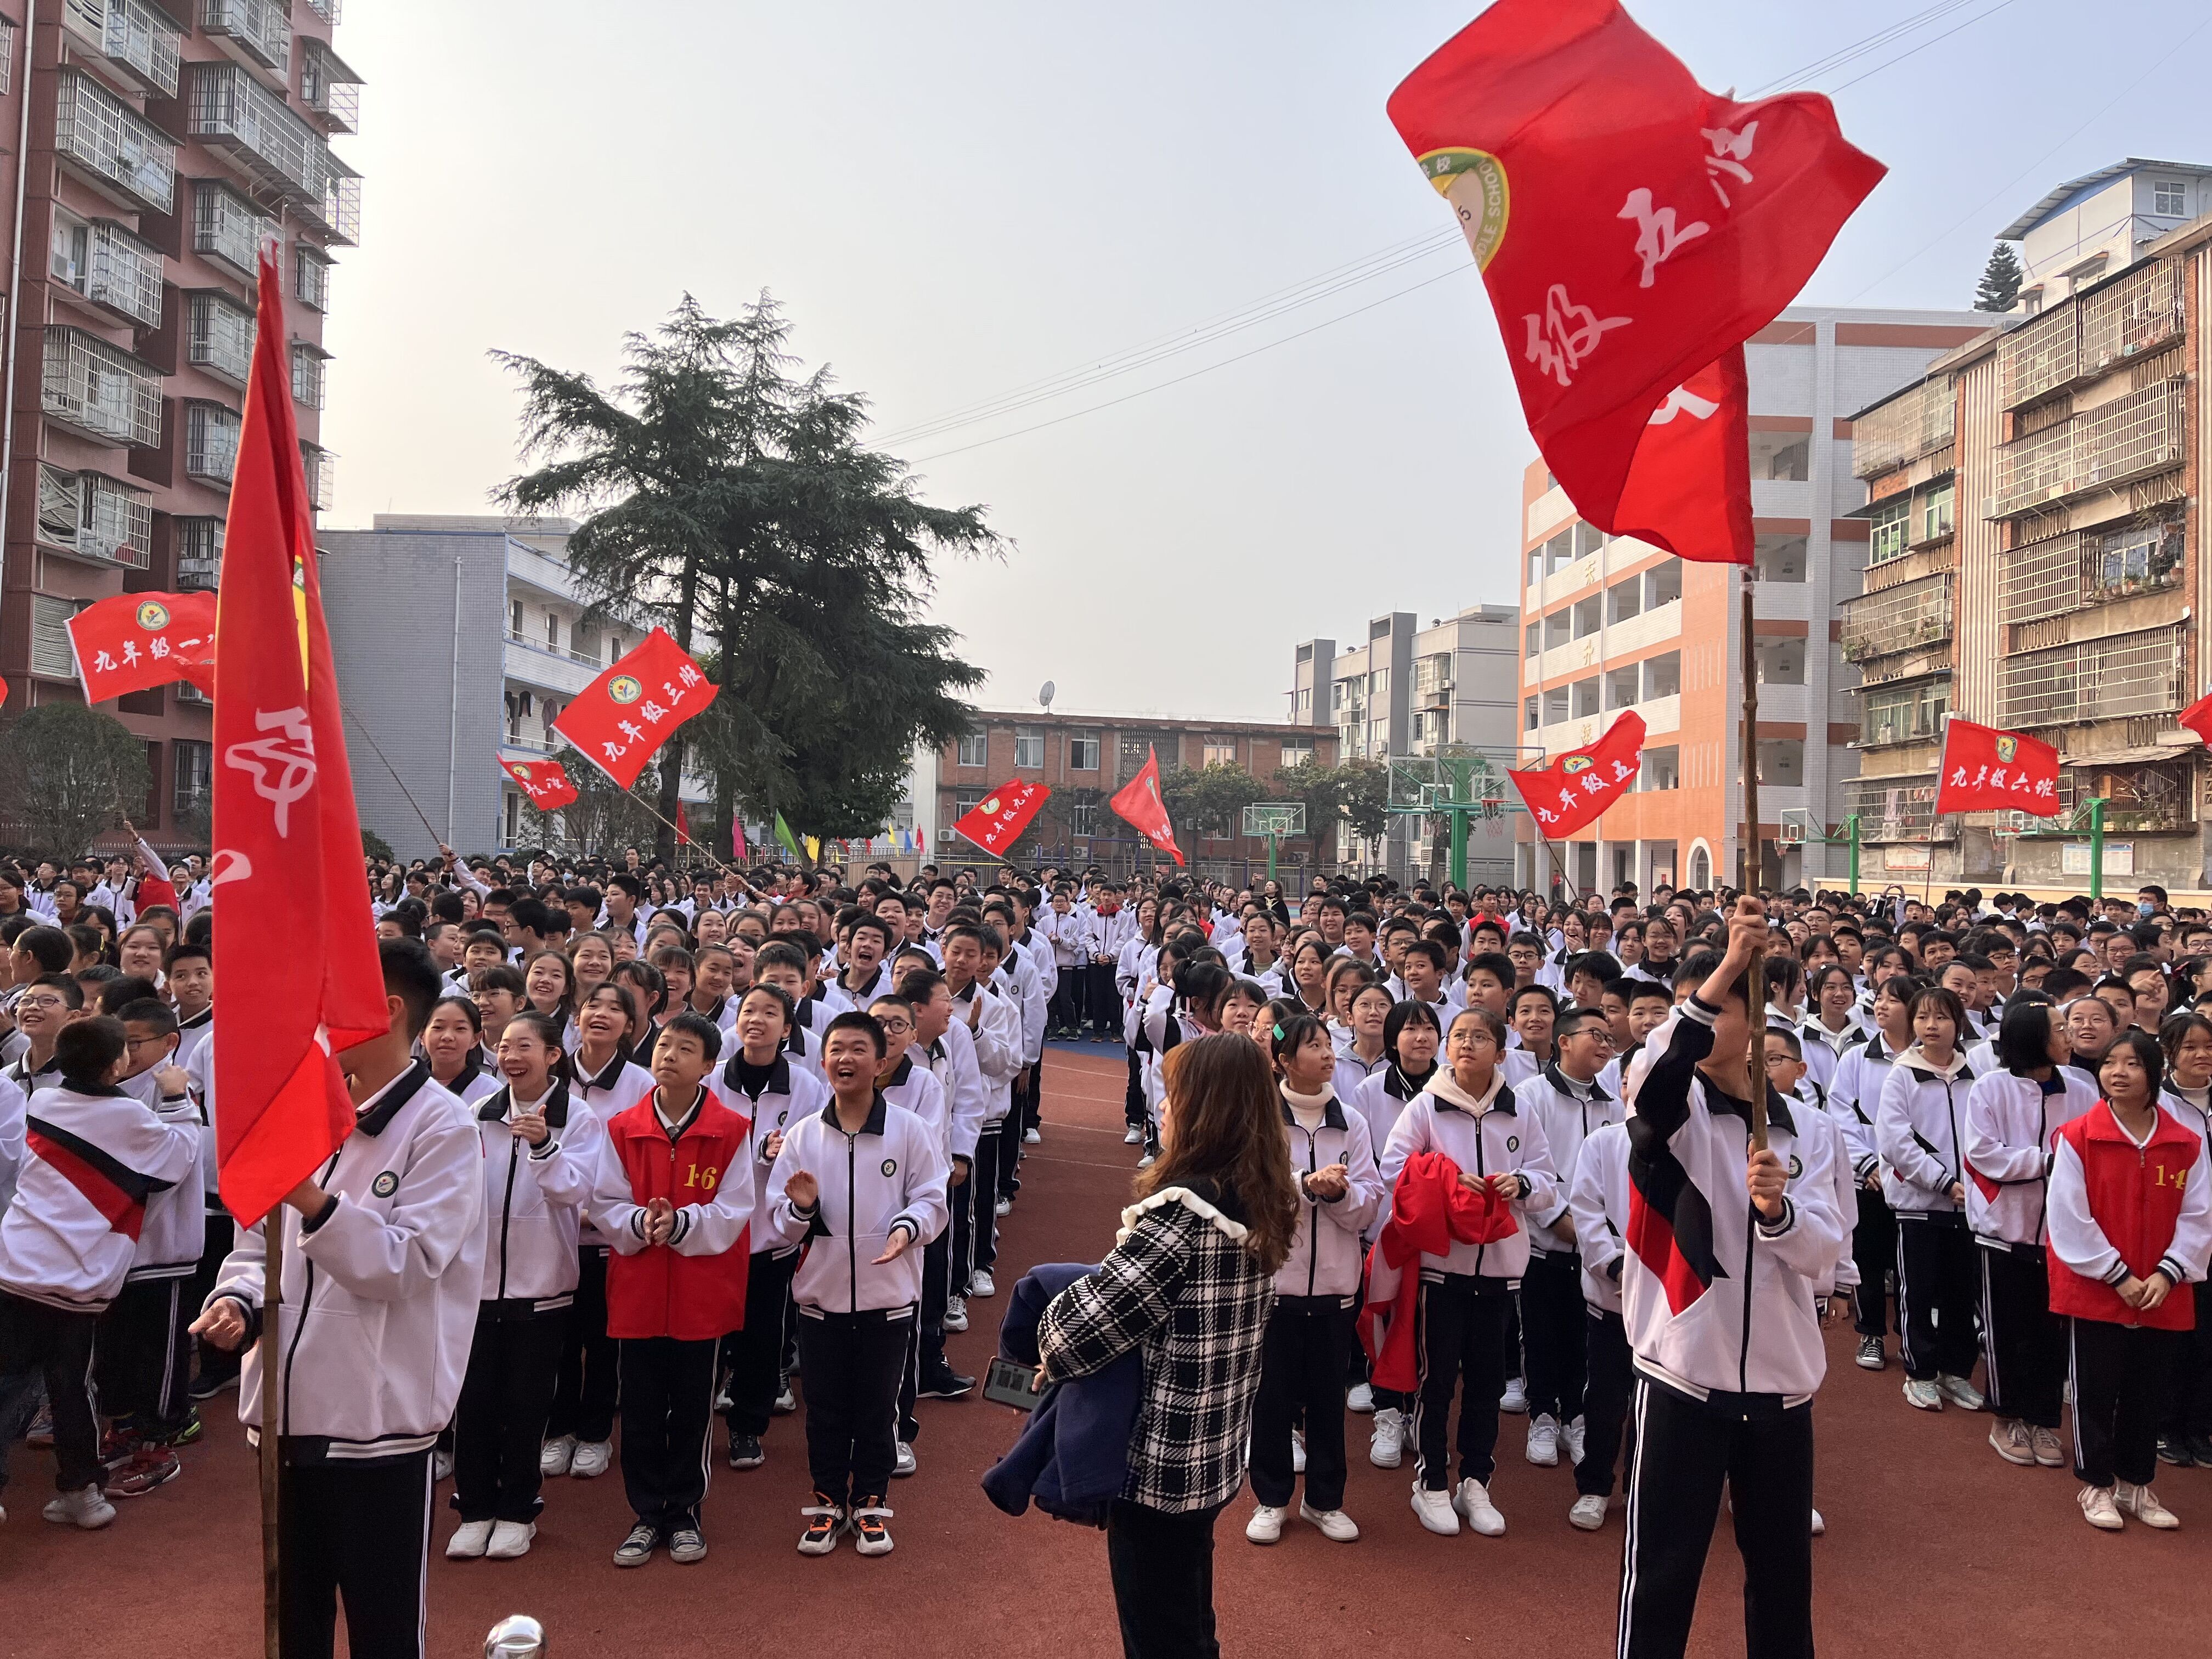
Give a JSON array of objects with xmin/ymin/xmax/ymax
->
[{"xmin": 1039, "ymin": 681, "xmax": 1056, "ymax": 709}]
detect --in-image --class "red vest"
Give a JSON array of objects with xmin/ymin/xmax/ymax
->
[
  {"xmin": 2048, "ymin": 1104, "xmax": 2200, "ymax": 1331},
  {"xmin": 601, "ymin": 1092, "xmax": 754, "ymax": 1341}
]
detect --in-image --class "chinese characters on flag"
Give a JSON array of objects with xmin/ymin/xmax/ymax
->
[
  {"xmin": 950, "ymin": 780, "xmax": 1051, "ymax": 858},
  {"xmin": 68, "ymin": 591, "xmax": 217, "ymax": 703},
  {"xmin": 1387, "ymin": 0, "xmax": 1882, "ymax": 562},
  {"xmin": 550, "ymin": 627, "xmax": 720, "ymax": 789},
  {"xmin": 1507, "ymin": 712, "xmax": 1645, "ymax": 837},
  {"xmin": 500, "ymin": 755, "xmax": 579, "ymax": 811},
  {"xmin": 1109, "ymin": 745, "xmax": 1185, "ymax": 867},
  {"xmin": 1933, "ymin": 719, "xmax": 2061, "ymax": 817}
]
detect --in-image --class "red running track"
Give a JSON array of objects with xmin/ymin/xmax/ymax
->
[{"xmin": 3, "ymin": 1046, "xmax": 2203, "ymax": 1656}]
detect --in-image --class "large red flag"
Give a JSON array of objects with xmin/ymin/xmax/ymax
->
[
  {"xmin": 500, "ymin": 755, "xmax": 578, "ymax": 811},
  {"xmin": 67, "ymin": 590, "xmax": 217, "ymax": 702},
  {"xmin": 1388, "ymin": 0, "xmax": 1883, "ymax": 553},
  {"xmin": 1933, "ymin": 719, "xmax": 2061, "ymax": 817},
  {"xmin": 1109, "ymin": 746, "xmax": 1185, "ymax": 866},
  {"xmin": 950, "ymin": 780, "xmax": 1051, "ymax": 858},
  {"xmin": 1508, "ymin": 711, "xmax": 1645, "ymax": 838},
  {"xmin": 212, "ymin": 254, "xmax": 388, "ymax": 1227},
  {"xmin": 551, "ymin": 627, "xmax": 719, "ymax": 789},
  {"xmin": 1609, "ymin": 348, "xmax": 1754, "ymax": 565}
]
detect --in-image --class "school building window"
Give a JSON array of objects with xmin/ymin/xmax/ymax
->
[
  {"xmin": 173, "ymin": 738, "xmax": 212, "ymax": 816},
  {"xmin": 1070, "ymin": 803, "xmax": 1097, "ymax": 836},
  {"xmin": 1281, "ymin": 738, "xmax": 1314, "ymax": 769},
  {"xmin": 956, "ymin": 730, "xmax": 987, "ymax": 768},
  {"xmin": 1203, "ymin": 738, "xmax": 1237, "ymax": 767},
  {"xmin": 955, "ymin": 792, "xmax": 986, "ymax": 818},
  {"xmin": 1066, "ymin": 729, "xmax": 1100, "ymax": 770},
  {"xmin": 1014, "ymin": 726, "xmax": 1045, "ymax": 769}
]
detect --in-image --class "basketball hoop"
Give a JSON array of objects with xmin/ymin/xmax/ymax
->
[{"xmin": 1776, "ymin": 821, "xmax": 1805, "ymax": 846}]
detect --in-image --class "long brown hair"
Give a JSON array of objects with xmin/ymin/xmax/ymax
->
[{"xmin": 1146, "ymin": 1034, "xmax": 1297, "ymax": 1273}]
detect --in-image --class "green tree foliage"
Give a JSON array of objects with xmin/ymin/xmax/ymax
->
[
  {"xmin": 362, "ymin": 827, "xmax": 394, "ymax": 864},
  {"xmin": 498, "ymin": 294, "xmax": 995, "ymax": 859},
  {"xmin": 1975, "ymin": 242, "xmax": 2024, "ymax": 313},
  {"xmin": 0, "ymin": 701, "xmax": 151, "ymax": 860},
  {"xmin": 521, "ymin": 745, "xmax": 663, "ymax": 857},
  {"xmin": 1159, "ymin": 763, "xmax": 1261, "ymax": 841}
]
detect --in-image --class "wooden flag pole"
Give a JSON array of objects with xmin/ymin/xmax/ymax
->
[
  {"xmin": 259, "ymin": 1221, "xmax": 282, "ymax": 1658},
  {"xmin": 1740, "ymin": 573, "xmax": 1769, "ymax": 1152}
]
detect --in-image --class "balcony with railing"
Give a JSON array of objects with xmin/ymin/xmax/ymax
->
[
  {"xmin": 2002, "ymin": 512, "xmax": 2185, "ymax": 627},
  {"xmin": 301, "ymin": 148, "xmax": 362, "ymax": 245},
  {"xmin": 300, "ymin": 38, "xmax": 363, "ymax": 134},
  {"xmin": 1986, "ymin": 377, "xmax": 2183, "ymax": 518},
  {"xmin": 55, "ymin": 69, "xmax": 176, "ymax": 212},
  {"xmin": 201, "ymin": 0, "xmax": 290, "ymax": 75},
  {"xmin": 1840, "ymin": 772, "xmax": 1944, "ymax": 842},
  {"xmin": 1857, "ymin": 676, "xmax": 1948, "ymax": 749},
  {"xmin": 1852, "ymin": 375, "xmax": 1955, "ymax": 480},
  {"xmin": 2000, "ymin": 623, "xmax": 2183, "ymax": 730},
  {"xmin": 1999, "ymin": 262, "xmax": 2184, "ymax": 411},
  {"xmin": 72, "ymin": 221, "xmax": 165, "ymax": 329},
  {"xmin": 301, "ymin": 0, "xmax": 341, "ymax": 19},
  {"xmin": 42, "ymin": 328, "xmax": 161, "ymax": 447},
  {"xmin": 37, "ymin": 464, "xmax": 151, "ymax": 567},
  {"xmin": 300, "ymin": 443, "xmax": 334, "ymax": 512},
  {"xmin": 191, "ymin": 179, "xmax": 273, "ymax": 281},
  {"xmin": 188, "ymin": 61, "xmax": 313, "ymax": 197},
  {"xmin": 186, "ymin": 401, "xmax": 241, "ymax": 484},
  {"xmin": 188, "ymin": 291, "xmax": 255, "ymax": 388},
  {"xmin": 61, "ymin": 0, "xmax": 183, "ymax": 96},
  {"xmin": 175, "ymin": 517, "xmax": 224, "ymax": 590},
  {"xmin": 1840, "ymin": 571, "xmax": 1952, "ymax": 664}
]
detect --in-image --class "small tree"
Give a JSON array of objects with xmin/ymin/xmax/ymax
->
[
  {"xmin": 362, "ymin": 826, "xmax": 394, "ymax": 864},
  {"xmin": 1336, "ymin": 758, "xmax": 1392, "ymax": 843},
  {"xmin": 1974, "ymin": 243, "xmax": 2024, "ymax": 313},
  {"xmin": 0, "ymin": 701, "xmax": 151, "ymax": 860},
  {"xmin": 1159, "ymin": 763, "xmax": 1259, "ymax": 842},
  {"xmin": 522, "ymin": 744, "xmax": 663, "ymax": 855}
]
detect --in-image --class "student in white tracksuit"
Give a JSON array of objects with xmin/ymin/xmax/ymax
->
[
  {"xmin": 1567, "ymin": 1119, "xmax": 1633, "ymax": 1528},
  {"xmin": 1827, "ymin": 977, "xmax": 1912, "ymax": 1364}
]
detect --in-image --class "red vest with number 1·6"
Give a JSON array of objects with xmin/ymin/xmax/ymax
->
[
  {"xmin": 2047, "ymin": 1105, "xmax": 2202, "ymax": 1332},
  {"xmin": 600, "ymin": 1092, "xmax": 753, "ymax": 1341}
]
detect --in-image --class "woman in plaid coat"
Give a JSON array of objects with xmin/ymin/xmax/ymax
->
[{"xmin": 1040, "ymin": 1034, "xmax": 1299, "ymax": 1659}]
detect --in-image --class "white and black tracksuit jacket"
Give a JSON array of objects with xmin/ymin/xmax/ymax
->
[
  {"xmin": 1875, "ymin": 1045, "xmax": 1977, "ymax": 1219},
  {"xmin": 764, "ymin": 1094, "xmax": 950, "ymax": 1313},
  {"xmin": 473, "ymin": 1079, "xmax": 603, "ymax": 1312},
  {"xmin": 707, "ymin": 1052, "xmax": 832, "ymax": 1261},
  {"xmin": 1274, "ymin": 1090, "xmax": 1383, "ymax": 1301}
]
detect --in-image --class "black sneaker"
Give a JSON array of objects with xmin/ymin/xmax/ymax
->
[
  {"xmin": 917, "ymin": 1370, "xmax": 975, "ymax": 1401},
  {"xmin": 2187, "ymin": 1434, "xmax": 2212, "ymax": 1468},
  {"xmin": 613, "ymin": 1523, "xmax": 659, "ymax": 1567},
  {"xmin": 187, "ymin": 1369, "xmax": 238, "ymax": 1402},
  {"xmin": 727, "ymin": 1434, "xmax": 765, "ymax": 1469},
  {"xmin": 2157, "ymin": 1434, "xmax": 2191, "ymax": 1466},
  {"xmin": 798, "ymin": 1492, "xmax": 844, "ymax": 1555}
]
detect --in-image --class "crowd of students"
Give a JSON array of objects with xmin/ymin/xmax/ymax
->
[{"xmin": 0, "ymin": 840, "xmax": 2208, "ymax": 1657}]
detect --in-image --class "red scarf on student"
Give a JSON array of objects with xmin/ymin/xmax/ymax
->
[{"xmin": 1358, "ymin": 1149, "xmax": 1520, "ymax": 1392}]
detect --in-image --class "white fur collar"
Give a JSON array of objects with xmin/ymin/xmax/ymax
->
[{"xmin": 1117, "ymin": 1184, "xmax": 1250, "ymax": 1246}]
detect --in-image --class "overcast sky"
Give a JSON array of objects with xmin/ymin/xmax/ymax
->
[{"xmin": 321, "ymin": 0, "xmax": 2210, "ymax": 722}]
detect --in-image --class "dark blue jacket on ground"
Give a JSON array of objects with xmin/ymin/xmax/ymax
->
[{"xmin": 980, "ymin": 1262, "xmax": 1141, "ymax": 1528}]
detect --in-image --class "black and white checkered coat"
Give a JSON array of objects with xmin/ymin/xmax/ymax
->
[{"xmin": 1037, "ymin": 1182, "xmax": 1274, "ymax": 1513}]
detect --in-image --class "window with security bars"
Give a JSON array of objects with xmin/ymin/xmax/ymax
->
[
  {"xmin": 43, "ymin": 327, "xmax": 161, "ymax": 447},
  {"xmin": 1990, "ymin": 378, "xmax": 2182, "ymax": 517},
  {"xmin": 1860, "ymin": 679, "xmax": 1946, "ymax": 747},
  {"xmin": 1851, "ymin": 376, "xmax": 1955, "ymax": 479},
  {"xmin": 1840, "ymin": 573, "xmax": 1951, "ymax": 662},
  {"xmin": 294, "ymin": 244, "xmax": 331, "ymax": 312},
  {"xmin": 0, "ymin": 18, "xmax": 13, "ymax": 95},
  {"xmin": 1840, "ymin": 773, "xmax": 1943, "ymax": 841},
  {"xmin": 188, "ymin": 291, "xmax": 255, "ymax": 387},
  {"xmin": 176, "ymin": 517, "xmax": 224, "ymax": 590},
  {"xmin": 2000, "ymin": 625, "xmax": 2182, "ymax": 729},
  {"xmin": 173, "ymin": 739, "xmax": 213, "ymax": 818},
  {"xmin": 30, "ymin": 595, "xmax": 83, "ymax": 679},
  {"xmin": 2085, "ymin": 513, "xmax": 2183, "ymax": 603},
  {"xmin": 55, "ymin": 70, "xmax": 176, "ymax": 212},
  {"xmin": 291, "ymin": 344, "xmax": 326, "ymax": 410},
  {"xmin": 194, "ymin": 180, "xmax": 272, "ymax": 279},
  {"xmin": 1070, "ymin": 804, "xmax": 1097, "ymax": 836},
  {"xmin": 187, "ymin": 402, "xmax": 241, "ymax": 482}
]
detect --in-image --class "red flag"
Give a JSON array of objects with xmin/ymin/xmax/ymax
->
[
  {"xmin": 1387, "ymin": 0, "xmax": 1883, "ymax": 550},
  {"xmin": 676, "ymin": 802, "xmax": 694, "ymax": 845},
  {"xmin": 2178, "ymin": 691, "xmax": 2212, "ymax": 748},
  {"xmin": 732, "ymin": 816, "xmax": 748, "ymax": 861},
  {"xmin": 1609, "ymin": 348, "xmax": 1754, "ymax": 565},
  {"xmin": 1109, "ymin": 746, "xmax": 1185, "ymax": 866},
  {"xmin": 1933, "ymin": 719, "xmax": 2061, "ymax": 817},
  {"xmin": 551, "ymin": 627, "xmax": 719, "ymax": 789},
  {"xmin": 950, "ymin": 780, "xmax": 1051, "ymax": 858},
  {"xmin": 212, "ymin": 253, "xmax": 388, "ymax": 1227},
  {"xmin": 67, "ymin": 590, "xmax": 218, "ymax": 702},
  {"xmin": 500, "ymin": 755, "xmax": 578, "ymax": 811},
  {"xmin": 1508, "ymin": 712, "xmax": 1645, "ymax": 838}
]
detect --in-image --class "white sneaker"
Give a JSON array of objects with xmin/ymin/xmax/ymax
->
[
  {"xmin": 1560, "ymin": 1415, "xmax": 1587, "ymax": 1468},
  {"xmin": 1291, "ymin": 1429, "xmax": 1306, "ymax": 1474},
  {"xmin": 772, "ymin": 1386, "xmax": 798, "ymax": 1415},
  {"xmin": 970, "ymin": 1270, "xmax": 996, "ymax": 1298},
  {"xmin": 944, "ymin": 1296, "xmax": 969, "ymax": 1333},
  {"xmin": 1453, "ymin": 1476, "xmax": 1505, "ymax": 1536},
  {"xmin": 445, "ymin": 1520, "xmax": 494, "ymax": 1559},
  {"xmin": 1123, "ymin": 1126, "xmax": 1143, "ymax": 1145},
  {"xmin": 433, "ymin": 1450, "xmax": 455, "ymax": 1483},
  {"xmin": 1936, "ymin": 1373, "xmax": 1985, "ymax": 1412},
  {"xmin": 570, "ymin": 1440, "xmax": 613, "ymax": 1479},
  {"xmin": 1023, "ymin": 1128, "xmax": 1041, "ymax": 1144},
  {"xmin": 1499, "ymin": 1376, "xmax": 1528, "ymax": 1414},
  {"xmin": 1568, "ymin": 1494, "xmax": 1607, "ymax": 1532},
  {"xmin": 1245, "ymin": 1503, "xmax": 1288, "ymax": 1543},
  {"xmin": 1410, "ymin": 1483, "xmax": 1460, "ymax": 1536},
  {"xmin": 1989, "ymin": 1419, "xmax": 2035, "ymax": 1466},
  {"xmin": 1137, "ymin": 1152, "xmax": 1156, "ymax": 1169},
  {"xmin": 994, "ymin": 1197, "xmax": 1013, "ymax": 1218},
  {"xmin": 1346, "ymin": 1383, "xmax": 1375, "ymax": 1415},
  {"xmin": 539, "ymin": 1435, "xmax": 577, "ymax": 1477},
  {"xmin": 1902, "ymin": 1378, "xmax": 1944, "ymax": 1412},
  {"xmin": 2117, "ymin": 1482, "xmax": 2179, "ymax": 1529},
  {"xmin": 1369, "ymin": 1407, "xmax": 1405, "ymax": 1469},
  {"xmin": 1526, "ymin": 1413, "xmax": 1560, "ymax": 1466},
  {"xmin": 894, "ymin": 1441, "xmax": 917, "ymax": 1479},
  {"xmin": 1299, "ymin": 1502, "xmax": 1359, "ymax": 1542},
  {"xmin": 1811, "ymin": 1507, "xmax": 1826, "ymax": 1537},
  {"xmin": 41, "ymin": 1485, "xmax": 115, "ymax": 1530},
  {"xmin": 2079, "ymin": 1484, "xmax": 2124, "ymax": 1531},
  {"xmin": 486, "ymin": 1520, "xmax": 536, "ymax": 1560}
]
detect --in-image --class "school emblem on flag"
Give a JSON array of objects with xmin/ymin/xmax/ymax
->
[
  {"xmin": 609, "ymin": 675, "xmax": 643, "ymax": 704},
  {"xmin": 1418, "ymin": 146, "xmax": 1509, "ymax": 267},
  {"xmin": 1995, "ymin": 735, "xmax": 2017, "ymax": 763},
  {"xmin": 136, "ymin": 600, "xmax": 171, "ymax": 630}
]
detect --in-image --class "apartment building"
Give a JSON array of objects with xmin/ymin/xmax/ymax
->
[
  {"xmin": 1286, "ymin": 604, "xmax": 1520, "ymax": 883},
  {"xmin": 934, "ymin": 709, "xmax": 1336, "ymax": 875},
  {"xmin": 2005, "ymin": 158, "xmax": 2212, "ymax": 315},
  {"xmin": 1846, "ymin": 191, "xmax": 2212, "ymax": 892},
  {"xmin": 321, "ymin": 515, "xmax": 710, "ymax": 859},
  {"xmin": 1515, "ymin": 305, "xmax": 1989, "ymax": 897},
  {"xmin": 0, "ymin": 3, "xmax": 359, "ymax": 844}
]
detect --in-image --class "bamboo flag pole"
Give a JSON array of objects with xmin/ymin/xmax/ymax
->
[
  {"xmin": 1741, "ymin": 572, "xmax": 1769, "ymax": 1152},
  {"xmin": 259, "ymin": 1222, "xmax": 282, "ymax": 1658}
]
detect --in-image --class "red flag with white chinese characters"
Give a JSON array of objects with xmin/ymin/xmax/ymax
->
[
  {"xmin": 67, "ymin": 591, "xmax": 218, "ymax": 703},
  {"xmin": 1109, "ymin": 746, "xmax": 1185, "ymax": 867},
  {"xmin": 1387, "ymin": 0, "xmax": 1883, "ymax": 551},
  {"xmin": 1933, "ymin": 719, "xmax": 2061, "ymax": 817},
  {"xmin": 550, "ymin": 628, "xmax": 719, "ymax": 789},
  {"xmin": 950, "ymin": 780, "xmax": 1051, "ymax": 859},
  {"xmin": 1609, "ymin": 347, "xmax": 1754, "ymax": 565},
  {"xmin": 1508, "ymin": 712, "xmax": 1645, "ymax": 838},
  {"xmin": 500, "ymin": 755, "xmax": 578, "ymax": 811},
  {"xmin": 212, "ymin": 253, "xmax": 388, "ymax": 1227},
  {"xmin": 2177, "ymin": 690, "xmax": 2212, "ymax": 748}
]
